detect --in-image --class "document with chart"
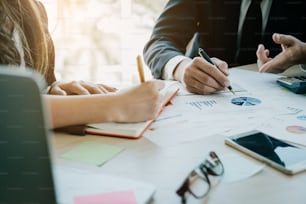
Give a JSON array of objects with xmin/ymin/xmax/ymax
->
[{"xmin": 144, "ymin": 69, "xmax": 306, "ymax": 147}]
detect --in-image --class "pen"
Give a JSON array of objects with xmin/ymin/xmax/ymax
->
[
  {"xmin": 136, "ymin": 55, "xmax": 145, "ymax": 83},
  {"xmin": 198, "ymin": 48, "xmax": 235, "ymax": 95}
]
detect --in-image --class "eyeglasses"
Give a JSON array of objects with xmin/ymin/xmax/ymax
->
[{"xmin": 176, "ymin": 151, "xmax": 224, "ymax": 204}]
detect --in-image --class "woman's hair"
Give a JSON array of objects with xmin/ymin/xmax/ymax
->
[{"xmin": 0, "ymin": 0, "xmax": 52, "ymax": 76}]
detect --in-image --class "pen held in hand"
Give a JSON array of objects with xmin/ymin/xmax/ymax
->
[
  {"xmin": 198, "ymin": 48, "xmax": 235, "ymax": 95},
  {"xmin": 136, "ymin": 55, "xmax": 145, "ymax": 83}
]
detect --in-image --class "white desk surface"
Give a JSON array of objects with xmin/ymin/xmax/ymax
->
[{"xmin": 51, "ymin": 64, "xmax": 306, "ymax": 204}]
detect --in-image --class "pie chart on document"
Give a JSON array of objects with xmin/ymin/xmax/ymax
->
[{"xmin": 231, "ymin": 97, "xmax": 261, "ymax": 106}]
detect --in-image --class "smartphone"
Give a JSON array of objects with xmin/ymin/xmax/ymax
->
[{"xmin": 225, "ymin": 130, "xmax": 306, "ymax": 175}]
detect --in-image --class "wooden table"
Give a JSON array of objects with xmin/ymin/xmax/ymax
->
[{"xmin": 51, "ymin": 64, "xmax": 306, "ymax": 204}]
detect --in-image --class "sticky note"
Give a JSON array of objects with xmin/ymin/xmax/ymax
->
[
  {"xmin": 74, "ymin": 191, "xmax": 137, "ymax": 204},
  {"xmin": 61, "ymin": 141, "xmax": 124, "ymax": 166}
]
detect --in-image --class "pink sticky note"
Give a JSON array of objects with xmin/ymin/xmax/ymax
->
[{"xmin": 74, "ymin": 191, "xmax": 138, "ymax": 204}]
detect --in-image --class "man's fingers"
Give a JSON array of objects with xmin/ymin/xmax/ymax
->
[{"xmin": 211, "ymin": 57, "xmax": 229, "ymax": 75}]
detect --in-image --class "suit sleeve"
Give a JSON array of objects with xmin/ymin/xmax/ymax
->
[{"xmin": 143, "ymin": 0, "xmax": 199, "ymax": 79}]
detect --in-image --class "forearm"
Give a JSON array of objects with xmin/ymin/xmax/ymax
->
[
  {"xmin": 44, "ymin": 94, "xmax": 117, "ymax": 128},
  {"xmin": 43, "ymin": 81, "xmax": 164, "ymax": 128}
]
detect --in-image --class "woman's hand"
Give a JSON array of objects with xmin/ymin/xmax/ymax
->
[
  {"xmin": 111, "ymin": 80, "xmax": 165, "ymax": 122},
  {"xmin": 48, "ymin": 80, "xmax": 117, "ymax": 95}
]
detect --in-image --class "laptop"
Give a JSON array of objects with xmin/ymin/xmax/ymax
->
[
  {"xmin": 0, "ymin": 67, "xmax": 155, "ymax": 204},
  {"xmin": 0, "ymin": 67, "xmax": 56, "ymax": 203}
]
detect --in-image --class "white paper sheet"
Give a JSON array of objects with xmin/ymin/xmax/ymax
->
[
  {"xmin": 145, "ymin": 68, "xmax": 306, "ymax": 147},
  {"xmin": 54, "ymin": 167, "xmax": 155, "ymax": 204},
  {"xmin": 220, "ymin": 153, "xmax": 264, "ymax": 183}
]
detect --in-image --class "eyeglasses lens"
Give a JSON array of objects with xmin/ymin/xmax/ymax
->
[{"xmin": 188, "ymin": 169, "xmax": 210, "ymax": 198}]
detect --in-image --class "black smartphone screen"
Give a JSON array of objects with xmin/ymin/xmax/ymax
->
[{"xmin": 232, "ymin": 132, "xmax": 306, "ymax": 168}]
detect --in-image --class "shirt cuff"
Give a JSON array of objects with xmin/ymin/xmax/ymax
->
[{"xmin": 162, "ymin": 55, "xmax": 189, "ymax": 80}]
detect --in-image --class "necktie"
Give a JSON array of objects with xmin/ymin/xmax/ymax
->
[{"xmin": 236, "ymin": 0, "xmax": 263, "ymax": 65}]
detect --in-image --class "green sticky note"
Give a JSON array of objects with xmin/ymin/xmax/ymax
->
[{"xmin": 61, "ymin": 141, "xmax": 124, "ymax": 166}]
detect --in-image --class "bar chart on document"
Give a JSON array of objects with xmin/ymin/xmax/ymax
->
[{"xmin": 186, "ymin": 99, "xmax": 217, "ymax": 110}]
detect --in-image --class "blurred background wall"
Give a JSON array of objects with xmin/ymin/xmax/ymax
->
[{"xmin": 41, "ymin": 0, "xmax": 166, "ymax": 85}]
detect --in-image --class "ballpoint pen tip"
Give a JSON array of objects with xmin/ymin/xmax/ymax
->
[{"xmin": 228, "ymin": 86, "xmax": 235, "ymax": 95}]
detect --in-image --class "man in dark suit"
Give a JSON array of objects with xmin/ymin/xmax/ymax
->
[{"xmin": 143, "ymin": 0, "xmax": 306, "ymax": 94}]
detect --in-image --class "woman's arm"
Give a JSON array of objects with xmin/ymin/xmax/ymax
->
[{"xmin": 45, "ymin": 80, "xmax": 164, "ymax": 128}]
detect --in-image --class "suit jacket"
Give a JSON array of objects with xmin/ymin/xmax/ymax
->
[{"xmin": 143, "ymin": 0, "xmax": 306, "ymax": 79}]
